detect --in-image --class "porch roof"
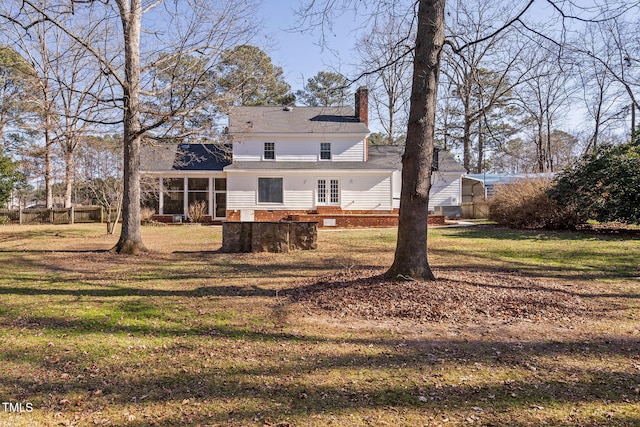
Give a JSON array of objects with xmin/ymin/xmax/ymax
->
[{"xmin": 141, "ymin": 143, "xmax": 231, "ymax": 172}]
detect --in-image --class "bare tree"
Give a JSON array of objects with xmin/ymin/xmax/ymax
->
[
  {"xmin": 385, "ymin": 0, "xmax": 445, "ymax": 280},
  {"xmin": 298, "ymin": 0, "xmax": 446, "ymax": 280},
  {"xmin": 54, "ymin": 44, "xmax": 106, "ymax": 208},
  {"xmin": 573, "ymin": 24, "xmax": 621, "ymax": 153},
  {"xmin": 19, "ymin": 19, "xmax": 60, "ymax": 209},
  {"xmin": 76, "ymin": 134, "xmax": 123, "ymax": 234},
  {"xmin": 354, "ymin": 14, "xmax": 414, "ymax": 144},
  {"xmin": 442, "ymin": 0, "xmax": 528, "ymax": 172},
  {"xmin": 296, "ymin": 0, "xmax": 640, "ymax": 279},
  {"xmin": 513, "ymin": 41, "xmax": 575, "ymax": 172},
  {"xmin": 1, "ymin": 0, "xmax": 255, "ymax": 254}
]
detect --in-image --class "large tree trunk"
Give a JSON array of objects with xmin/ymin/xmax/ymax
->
[
  {"xmin": 113, "ymin": 0, "xmax": 147, "ymax": 255},
  {"xmin": 386, "ymin": 0, "xmax": 445, "ymax": 282}
]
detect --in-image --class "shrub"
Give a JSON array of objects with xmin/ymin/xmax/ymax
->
[
  {"xmin": 489, "ymin": 178, "xmax": 579, "ymax": 229},
  {"xmin": 548, "ymin": 140, "xmax": 640, "ymax": 225},
  {"xmin": 140, "ymin": 207, "xmax": 156, "ymax": 224},
  {"xmin": 188, "ymin": 201, "xmax": 207, "ymax": 223}
]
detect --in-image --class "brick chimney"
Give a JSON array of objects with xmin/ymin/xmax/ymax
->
[{"xmin": 354, "ymin": 86, "xmax": 368, "ymax": 126}]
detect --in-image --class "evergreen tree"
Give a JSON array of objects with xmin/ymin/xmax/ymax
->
[
  {"xmin": 549, "ymin": 139, "xmax": 640, "ymax": 224},
  {"xmin": 0, "ymin": 149, "xmax": 22, "ymax": 206},
  {"xmin": 216, "ymin": 45, "xmax": 294, "ymax": 108},
  {"xmin": 295, "ymin": 71, "xmax": 350, "ymax": 107}
]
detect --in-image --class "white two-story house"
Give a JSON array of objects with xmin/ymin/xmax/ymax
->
[{"xmin": 141, "ymin": 87, "xmax": 466, "ymax": 225}]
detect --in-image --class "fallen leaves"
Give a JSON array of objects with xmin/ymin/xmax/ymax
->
[{"xmin": 286, "ymin": 267, "xmax": 595, "ymax": 323}]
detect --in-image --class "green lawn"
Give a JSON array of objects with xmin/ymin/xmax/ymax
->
[{"xmin": 0, "ymin": 224, "xmax": 638, "ymax": 426}]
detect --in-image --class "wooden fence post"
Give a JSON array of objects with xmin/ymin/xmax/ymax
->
[
  {"xmin": 19, "ymin": 207, "xmax": 23, "ymax": 225},
  {"xmin": 69, "ymin": 207, "xmax": 74, "ymax": 224}
]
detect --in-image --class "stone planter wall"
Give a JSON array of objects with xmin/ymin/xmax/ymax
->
[{"xmin": 222, "ymin": 221, "xmax": 318, "ymax": 253}]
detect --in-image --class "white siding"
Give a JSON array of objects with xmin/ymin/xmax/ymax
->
[
  {"xmin": 341, "ymin": 174, "xmax": 392, "ymax": 210},
  {"xmin": 429, "ymin": 173, "xmax": 462, "ymax": 208},
  {"xmin": 390, "ymin": 172, "xmax": 463, "ymax": 210},
  {"xmin": 392, "ymin": 171, "xmax": 402, "ymax": 209},
  {"xmin": 226, "ymin": 172, "xmax": 315, "ymax": 211},
  {"xmin": 232, "ymin": 135, "xmax": 366, "ymax": 162},
  {"xmin": 226, "ymin": 171, "xmax": 393, "ymax": 211}
]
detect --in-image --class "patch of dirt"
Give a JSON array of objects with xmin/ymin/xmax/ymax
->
[{"xmin": 285, "ymin": 268, "xmax": 597, "ymax": 323}]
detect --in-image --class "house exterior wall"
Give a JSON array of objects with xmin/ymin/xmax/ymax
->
[
  {"xmin": 225, "ymin": 170, "xmax": 393, "ymax": 215},
  {"xmin": 392, "ymin": 171, "xmax": 402, "ymax": 210},
  {"xmin": 429, "ymin": 172, "xmax": 462, "ymax": 208},
  {"xmin": 341, "ymin": 174, "xmax": 392, "ymax": 211},
  {"xmin": 232, "ymin": 135, "xmax": 366, "ymax": 162},
  {"xmin": 391, "ymin": 171, "xmax": 463, "ymax": 211}
]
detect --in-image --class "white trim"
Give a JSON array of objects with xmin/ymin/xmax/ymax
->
[
  {"xmin": 213, "ymin": 178, "xmax": 227, "ymax": 219},
  {"xmin": 262, "ymin": 141, "xmax": 276, "ymax": 161},
  {"xmin": 316, "ymin": 177, "xmax": 341, "ymax": 206},
  {"xmin": 208, "ymin": 177, "xmax": 214, "ymax": 218},
  {"xmin": 225, "ymin": 168, "xmax": 395, "ymax": 174},
  {"xmin": 319, "ymin": 142, "xmax": 332, "ymax": 161},
  {"xmin": 231, "ymin": 132, "xmax": 371, "ymax": 139},
  {"xmin": 183, "ymin": 176, "xmax": 189, "ymax": 218}
]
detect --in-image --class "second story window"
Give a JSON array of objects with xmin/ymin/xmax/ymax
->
[
  {"xmin": 320, "ymin": 142, "xmax": 331, "ymax": 160},
  {"xmin": 264, "ymin": 142, "xmax": 275, "ymax": 160}
]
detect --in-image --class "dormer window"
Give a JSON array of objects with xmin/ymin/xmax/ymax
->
[
  {"xmin": 264, "ymin": 142, "xmax": 275, "ymax": 160},
  {"xmin": 320, "ymin": 142, "xmax": 331, "ymax": 160}
]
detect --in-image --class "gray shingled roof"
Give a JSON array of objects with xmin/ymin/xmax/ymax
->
[
  {"xmin": 225, "ymin": 145, "xmax": 466, "ymax": 173},
  {"xmin": 140, "ymin": 143, "xmax": 231, "ymax": 172},
  {"xmin": 228, "ymin": 106, "xmax": 370, "ymax": 134}
]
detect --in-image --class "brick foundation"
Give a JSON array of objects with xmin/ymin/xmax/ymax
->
[
  {"xmin": 290, "ymin": 213, "xmax": 445, "ymax": 228},
  {"xmin": 225, "ymin": 209, "xmax": 444, "ymax": 228},
  {"xmin": 151, "ymin": 215, "xmax": 222, "ymax": 225}
]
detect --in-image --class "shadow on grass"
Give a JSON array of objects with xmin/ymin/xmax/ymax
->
[
  {"xmin": 439, "ymin": 226, "xmax": 640, "ymax": 242},
  {"xmin": 2, "ymin": 325, "xmax": 639, "ymax": 426},
  {"xmin": 0, "ymin": 283, "xmax": 276, "ymax": 298},
  {"xmin": 432, "ymin": 266, "xmax": 640, "ymax": 300},
  {"xmin": 0, "ymin": 250, "xmax": 344, "ymax": 282},
  {"xmin": 433, "ymin": 246, "xmax": 640, "ymax": 281}
]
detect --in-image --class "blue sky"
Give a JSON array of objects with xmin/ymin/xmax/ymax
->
[{"xmin": 257, "ymin": 2, "xmax": 363, "ymax": 94}]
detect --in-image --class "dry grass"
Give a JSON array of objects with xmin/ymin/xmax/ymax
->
[{"xmin": 0, "ymin": 223, "xmax": 638, "ymax": 426}]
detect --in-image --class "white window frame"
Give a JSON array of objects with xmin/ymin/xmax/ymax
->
[
  {"xmin": 263, "ymin": 142, "xmax": 275, "ymax": 160},
  {"xmin": 212, "ymin": 177, "xmax": 227, "ymax": 219},
  {"xmin": 316, "ymin": 178, "xmax": 340, "ymax": 206},
  {"xmin": 320, "ymin": 142, "xmax": 331, "ymax": 160}
]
